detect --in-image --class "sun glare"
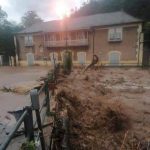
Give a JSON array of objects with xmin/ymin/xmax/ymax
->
[{"xmin": 55, "ymin": 2, "xmax": 70, "ymax": 19}]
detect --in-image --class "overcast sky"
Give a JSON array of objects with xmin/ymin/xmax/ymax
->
[{"xmin": 0, "ymin": 0, "xmax": 87, "ymax": 23}]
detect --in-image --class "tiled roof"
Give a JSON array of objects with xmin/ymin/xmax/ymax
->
[{"xmin": 18, "ymin": 11, "xmax": 142, "ymax": 34}]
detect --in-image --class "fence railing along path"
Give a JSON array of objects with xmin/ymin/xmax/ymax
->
[
  {"xmin": 0, "ymin": 64, "xmax": 70, "ymax": 150},
  {"xmin": 0, "ymin": 79, "xmax": 51, "ymax": 150}
]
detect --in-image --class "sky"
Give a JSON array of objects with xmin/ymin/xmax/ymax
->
[{"xmin": 0, "ymin": 0, "xmax": 87, "ymax": 23}]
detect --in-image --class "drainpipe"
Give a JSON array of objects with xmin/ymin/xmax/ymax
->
[
  {"xmin": 91, "ymin": 27, "xmax": 95, "ymax": 56},
  {"xmin": 138, "ymin": 32, "xmax": 143, "ymax": 66},
  {"xmin": 65, "ymin": 17, "xmax": 68, "ymax": 52},
  {"xmin": 138, "ymin": 22, "xmax": 145, "ymax": 67}
]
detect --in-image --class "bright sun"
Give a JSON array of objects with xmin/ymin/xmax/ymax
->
[{"xmin": 55, "ymin": 2, "xmax": 70, "ymax": 19}]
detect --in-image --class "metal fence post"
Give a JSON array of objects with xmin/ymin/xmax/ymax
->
[
  {"xmin": 24, "ymin": 106, "xmax": 34, "ymax": 141},
  {"xmin": 62, "ymin": 117, "xmax": 70, "ymax": 150},
  {"xmin": 0, "ymin": 109, "xmax": 28, "ymax": 150},
  {"xmin": 30, "ymin": 89, "xmax": 46, "ymax": 150},
  {"xmin": 45, "ymin": 81, "xmax": 50, "ymax": 113}
]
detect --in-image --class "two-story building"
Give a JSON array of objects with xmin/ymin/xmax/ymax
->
[{"xmin": 15, "ymin": 11, "xmax": 143, "ymax": 66}]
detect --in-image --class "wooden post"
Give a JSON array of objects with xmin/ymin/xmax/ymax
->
[{"xmin": 30, "ymin": 89, "xmax": 46, "ymax": 150}]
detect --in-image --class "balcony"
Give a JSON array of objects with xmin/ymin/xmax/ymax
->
[
  {"xmin": 44, "ymin": 39, "xmax": 88, "ymax": 48},
  {"xmin": 24, "ymin": 41, "xmax": 34, "ymax": 47}
]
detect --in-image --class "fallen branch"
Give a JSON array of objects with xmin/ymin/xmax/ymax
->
[
  {"xmin": 83, "ymin": 55, "xmax": 99, "ymax": 72},
  {"xmin": 120, "ymin": 131, "xmax": 129, "ymax": 150}
]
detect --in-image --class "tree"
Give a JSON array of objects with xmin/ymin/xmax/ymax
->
[
  {"xmin": 21, "ymin": 11, "xmax": 43, "ymax": 28},
  {"xmin": 0, "ymin": 7, "xmax": 23, "ymax": 65},
  {"xmin": 0, "ymin": 6, "xmax": 7, "ymax": 25},
  {"xmin": 71, "ymin": 0, "xmax": 150, "ymax": 49},
  {"xmin": 72, "ymin": 0, "xmax": 150, "ymax": 21}
]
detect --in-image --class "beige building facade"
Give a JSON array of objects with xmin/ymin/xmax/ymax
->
[{"xmin": 15, "ymin": 11, "xmax": 143, "ymax": 66}]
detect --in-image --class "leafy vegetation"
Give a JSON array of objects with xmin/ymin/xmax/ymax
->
[
  {"xmin": 0, "ymin": 7, "xmax": 42, "ymax": 65},
  {"xmin": 72, "ymin": 0, "xmax": 150, "ymax": 21},
  {"xmin": 21, "ymin": 11, "xmax": 43, "ymax": 28},
  {"xmin": 63, "ymin": 50, "xmax": 72, "ymax": 74},
  {"xmin": 0, "ymin": 6, "xmax": 23, "ymax": 65},
  {"xmin": 72, "ymin": 0, "xmax": 150, "ymax": 47},
  {"xmin": 144, "ymin": 22, "xmax": 150, "ymax": 46},
  {"xmin": 0, "ymin": 0, "xmax": 150, "ymax": 65},
  {"xmin": 20, "ymin": 141, "xmax": 36, "ymax": 150}
]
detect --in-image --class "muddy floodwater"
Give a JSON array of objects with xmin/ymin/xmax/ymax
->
[
  {"xmin": 0, "ymin": 66, "xmax": 49, "ymax": 148},
  {"xmin": 0, "ymin": 66, "xmax": 150, "ymax": 149},
  {"xmin": 56, "ymin": 67, "xmax": 150, "ymax": 149}
]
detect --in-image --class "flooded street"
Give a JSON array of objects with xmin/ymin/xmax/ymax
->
[
  {"xmin": 56, "ymin": 68, "xmax": 150, "ymax": 149},
  {"xmin": 0, "ymin": 66, "xmax": 49, "ymax": 147}
]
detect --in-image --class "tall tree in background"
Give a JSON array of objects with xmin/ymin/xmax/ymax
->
[
  {"xmin": 0, "ymin": 6, "xmax": 7, "ymax": 25},
  {"xmin": 21, "ymin": 11, "xmax": 43, "ymax": 28},
  {"xmin": 72, "ymin": 0, "xmax": 150, "ymax": 21},
  {"xmin": 0, "ymin": 6, "xmax": 23, "ymax": 65},
  {"xmin": 72, "ymin": 0, "xmax": 150, "ymax": 50}
]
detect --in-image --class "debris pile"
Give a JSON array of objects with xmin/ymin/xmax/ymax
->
[
  {"xmin": 0, "ymin": 81, "xmax": 43, "ymax": 95},
  {"xmin": 54, "ymin": 68, "xmax": 150, "ymax": 150},
  {"xmin": 56, "ymin": 90, "xmax": 149, "ymax": 149}
]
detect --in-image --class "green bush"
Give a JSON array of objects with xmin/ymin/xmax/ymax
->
[
  {"xmin": 20, "ymin": 141, "xmax": 35, "ymax": 150},
  {"xmin": 63, "ymin": 50, "xmax": 72, "ymax": 74},
  {"xmin": 47, "ymin": 70, "xmax": 55, "ymax": 82}
]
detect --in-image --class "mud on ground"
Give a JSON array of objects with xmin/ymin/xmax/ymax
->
[{"xmin": 56, "ymin": 67, "xmax": 150, "ymax": 150}]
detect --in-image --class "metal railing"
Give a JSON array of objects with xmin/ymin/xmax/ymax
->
[
  {"xmin": 0, "ymin": 64, "xmax": 70, "ymax": 150},
  {"xmin": 44, "ymin": 39, "xmax": 88, "ymax": 47},
  {"xmin": 0, "ymin": 80, "xmax": 51, "ymax": 150},
  {"xmin": 24, "ymin": 41, "xmax": 34, "ymax": 47}
]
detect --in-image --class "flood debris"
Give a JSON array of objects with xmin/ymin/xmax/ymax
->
[
  {"xmin": 54, "ymin": 68, "xmax": 150, "ymax": 150},
  {"xmin": 55, "ymin": 90, "xmax": 132, "ymax": 149},
  {"xmin": 119, "ymin": 86, "xmax": 146, "ymax": 94},
  {"xmin": 0, "ymin": 82, "xmax": 43, "ymax": 95},
  {"xmin": 0, "ymin": 86, "xmax": 16, "ymax": 93},
  {"xmin": 104, "ymin": 77, "xmax": 126, "ymax": 85},
  {"xmin": 83, "ymin": 55, "xmax": 99, "ymax": 72},
  {"xmin": 104, "ymin": 107, "xmax": 129, "ymax": 132},
  {"xmin": 56, "ymin": 90, "xmax": 148, "ymax": 150}
]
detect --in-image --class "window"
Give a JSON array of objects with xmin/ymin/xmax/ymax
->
[
  {"xmin": 108, "ymin": 27, "xmax": 123, "ymax": 42},
  {"xmin": 25, "ymin": 35, "xmax": 33, "ymax": 45},
  {"xmin": 45, "ymin": 34, "xmax": 49, "ymax": 41},
  {"xmin": 76, "ymin": 31, "xmax": 85, "ymax": 39},
  {"xmin": 56, "ymin": 33, "xmax": 60, "ymax": 41},
  {"xmin": 50, "ymin": 52, "xmax": 58, "ymax": 65},
  {"xmin": 50, "ymin": 34, "xmax": 56, "ymax": 41},
  {"xmin": 70, "ymin": 32, "xmax": 76, "ymax": 40},
  {"xmin": 39, "ymin": 45, "xmax": 43, "ymax": 53}
]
